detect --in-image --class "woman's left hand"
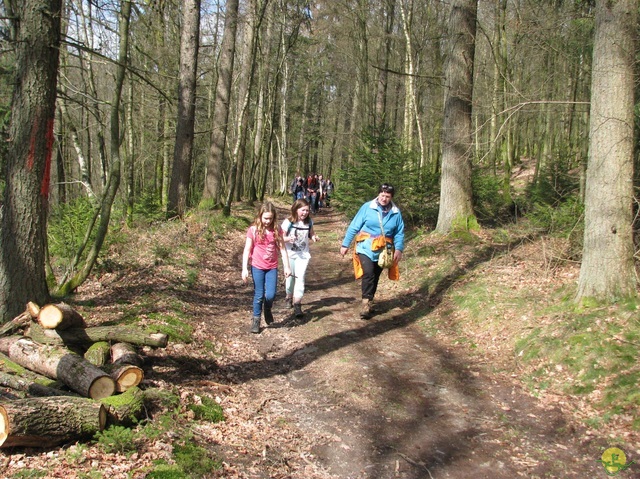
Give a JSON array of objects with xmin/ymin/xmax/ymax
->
[
  {"xmin": 393, "ymin": 250, "xmax": 403, "ymax": 263},
  {"xmin": 284, "ymin": 268, "xmax": 292, "ymax": 278}
]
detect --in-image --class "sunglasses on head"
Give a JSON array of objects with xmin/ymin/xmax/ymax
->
[{"xmin": 380, "ymin": 184, "xmax": 395, "ymax": 194}]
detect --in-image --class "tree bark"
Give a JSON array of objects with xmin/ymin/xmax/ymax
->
[
  {"xmin": 111, "ymin": 342, "xmax": 144, "ymax": 367},
  {"xmin": 0, "ymin": 337, "xmax": 116, "ymax": 399},
  {"xmin": 167, "ymin": 0, "xmax": 201, "ymax": 218},
  {"xmin": 435, "ymin": 0, "xmax": 478, "ymax": 234},
  {"xmin": 0, "ymin": 396, "xmax": 107, "ymax": 448},
  {"xmin": 84, "ymin": 341, "xmax": 111, "ymax": 367},
  {"xmin": 0, "ymin": 0, "xmax": 62, "ymax": 321},
  {"xmin": 202, "ymin": 0, "xmax": 240, "ymax": 207},
  {"xmin": 576, "ymin": 0, "xmax": 637, "ymax": 301}
]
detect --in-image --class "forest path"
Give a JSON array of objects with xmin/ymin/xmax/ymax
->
[{"xmin": 203, "ymin": 205, "xmax": 604, "ymax": 479}]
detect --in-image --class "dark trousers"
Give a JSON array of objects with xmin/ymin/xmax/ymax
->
[{"xmin": 358, "ymin": 253, "xmax": 383, "ymax": 300}]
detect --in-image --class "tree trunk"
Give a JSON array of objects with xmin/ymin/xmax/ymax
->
[
  {"xmin": 167, "ymin": 0, "xmax": 201, "ymax": 218},
  {"xmin": 0, "ymin": 0, "xmax": 62, "ymax": 321},
  {"xmin": 84, "ymin": 341, "xmax": 111, "ymax": 367},
  {"xmin": 0, "ymin": 337, "xmax": 116, "ymax": 399},
  {"xmin": 202, "ymin": 0, "xmax": 239, "ymax": 207},
  {"xmin": 27, "ymin": 324, "xmax": 168, "ymax": 349},
  {"xmin": 576, "ymin": 0, "xmax": 637, "ymax": 302},
  {"xmin": 435, "ymin": 0, "xmax": 478, "ymax": 234},
  {"xmin": 101, "ymin": 386, "xmax": 146, "ymax": 427},
  {"xmin": 111, "ymin": 342, "xmax": 144, "ymax": 367},
  {"xmin": 0, "ymin": 396, "xmax": 107, "ymax": 448}
]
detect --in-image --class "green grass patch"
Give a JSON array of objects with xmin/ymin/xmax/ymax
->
[{"xmin": 188, "ymin": 396, "xmax": 225, "ymax": 423}]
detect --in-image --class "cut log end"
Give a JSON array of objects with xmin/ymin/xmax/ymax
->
[
  {"xmin": 89, "ymin": 376, "xmax": 116, "ymax": 400},
  {"xmin": 0, "ymin": 406, "xmax": 7, "ymax": 447},
  {"xmin": 112, "ymin": 365, "xmax": 143, "ymax": 393}
]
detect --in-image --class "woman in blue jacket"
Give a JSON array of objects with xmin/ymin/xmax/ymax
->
[{"xmin": 340, "ymin": 183, "xmax": 405, "ymax": 319}]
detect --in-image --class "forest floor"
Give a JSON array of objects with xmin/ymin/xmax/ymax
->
[{"xmin": 1, "ymin": 200, "xmax": 639, "ymax": 479}]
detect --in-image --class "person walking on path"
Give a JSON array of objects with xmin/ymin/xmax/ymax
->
[
  {"xmin": 339, "ymin": 183, "xmax": 404, "ymax": 319},
  {"xmin": 281, "ymin": 199, "xmax": 319, "ymax": 318},
  {"xmin": 242, "ymin": 202, "xmax": 292, "ymax": 333}
]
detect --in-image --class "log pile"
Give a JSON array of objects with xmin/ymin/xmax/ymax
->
[{"xmin": 0, "ymin": 302, "xmax": 169, "ymax": 448}]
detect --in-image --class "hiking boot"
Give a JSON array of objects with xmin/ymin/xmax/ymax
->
[
  {"xmin": 360, "ymin": 299, "xmax": 372, "ymax": 320},
  {"xmin": 250, "ymin": 316, "xmax": 261, "ymax": 334},
  {"xmin": 293, "ymin": 302, "xmax": 303, "ymax": 318},
  {"xmin": 264, "ymin": 307, "xmax": 274, "ymax": 325},
  {"xmin": 284, "ymin": 296, "xmax": 293, "ymax": 309}
]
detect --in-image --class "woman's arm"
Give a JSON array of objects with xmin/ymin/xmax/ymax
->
[{"xmin": 241, "ymin": 236, "xmax": 253, "ymax": 283}]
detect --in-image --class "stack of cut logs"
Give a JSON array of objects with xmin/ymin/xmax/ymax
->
[{"xmin": 0, "ymin": 302, "xmax": 168, "ymax": 448}]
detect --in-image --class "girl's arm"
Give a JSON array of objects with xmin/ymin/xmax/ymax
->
[
  {"xmin": 242, "ymin": 236, "xmax": 253, "ymax": 283},
  {"xmin": 276, "ymin": 231, "xmax": 292, "ymax": 277},
  {"xmin": 310, "ymin": 225, "xmax": 319, "ymax": 243}
]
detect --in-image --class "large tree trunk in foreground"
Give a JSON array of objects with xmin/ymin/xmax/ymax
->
[
  {"xmin": 576, "ymin": 0, "xmax": 637, "ymax": 302},
  {"xmin": 0, "ymin": 0, "xmax": 63, "ymax": 321},
  {"xmin": 0, "ymin": 396, "xmax": 106, "ymax": 448},
  {"xmin": 0, "ymin": 337, "xmax": 115, "ymax": 399}
]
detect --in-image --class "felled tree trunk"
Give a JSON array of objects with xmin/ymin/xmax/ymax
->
[
  {"xmin": 111, "ymin": 342, "xmax": 144, "ymax": 367},
  {"xmin": 0, "ymin": 351, "xmax": 65, "ymax": 390},
  {"xmin": 0, "ymin": 371, "xmax": 76, "ymax": 398},
  {"xmin": 27, "ymin": 325, "xmax": 168, "ymax": 348},
  {"xmin": 0, "ymin": 396, "xmax": 107, "ymax": 448},
  {"xmin": 101, "ymin": 386, "xmax": 146, "ymax": 426},
  {"xmin": 0, "ymin": 336, "xmax": 115, "ymax": 399},
  {"xmin": 37, "ymin": 303, "xmax": 87, "ymax": 330},
  {"xmin": 84, "ymin": 341, "xmax": 111, "ymax": 367}
]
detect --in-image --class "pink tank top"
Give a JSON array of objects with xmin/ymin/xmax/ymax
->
[{"xmin": 247, "ymin": 226, "xmax": 279, "ymax": 270}]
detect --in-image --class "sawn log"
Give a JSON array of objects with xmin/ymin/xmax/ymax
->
[
  {"xmin": 0, "ymin": 396, "xmax": 106, "ymax": 448},
  {"xmin": 37, "ymin": 302, "xmax": 87, "ymax": 330},
  {"xmin": 29, "ymin": 325, "xmax": 168, "ymax": 348},
  {"xmin": 0, "ymin": 337, "xmax": 115, "ymax": 399}
]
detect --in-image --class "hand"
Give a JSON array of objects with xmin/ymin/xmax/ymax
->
[
  {"xmin": 242, "ymin": 268, "xmax": 249, "ymax": 283},
  {"xmin": 312, "ymin": 235, "xmax": 319, "ymax": 242},
  {"xmin": 340, "ymin": 246, "xmax": 348, "ymax": 256},
  {"xmin": 284, "ymin": 268, "xmax": 292, "ymax": 278},
  {"xmin": 393, "ymin": 250, "xmax": 403, "ymax": 263}
]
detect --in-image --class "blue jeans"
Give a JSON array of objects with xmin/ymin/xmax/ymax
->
[{"xmin": 251, "ymin": 266, "xmax": 278, "ymax": 317}]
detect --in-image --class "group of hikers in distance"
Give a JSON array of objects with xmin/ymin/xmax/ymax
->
[
  {"xmin": 242, "ymin": 182, "xmax": 405, "ymax": 334},
  {"xmin": 288, "ymin": 172, "xmax": 334, "ymax": 213}
]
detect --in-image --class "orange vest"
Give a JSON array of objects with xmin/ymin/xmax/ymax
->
[{"xmin": 352, "ymin": 232, "xmax": 399, "ymax": 281}]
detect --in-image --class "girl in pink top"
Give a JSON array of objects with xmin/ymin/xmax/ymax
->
[{"xmin": 242, "ymin": 202, "xmax": 291, "ymax": 333}]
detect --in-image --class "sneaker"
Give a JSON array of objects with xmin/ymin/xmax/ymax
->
[
  {"xmin": 360, "ymin": 299, "xmax": 372, "ymax": 320},
  {"xmin": 251, "ymin": 316, "xmax": 261, "ymax": 334},
  {"xmin": 264, "ymin": 308, "xmax": 274, "ymax": 325},
  {"xmin": 284, "ymin": 297, "xmax": 293, "ymax": 309},
  {"xmin": 293, "ymin": 302, "xmax": 303, "ymax": 318}
]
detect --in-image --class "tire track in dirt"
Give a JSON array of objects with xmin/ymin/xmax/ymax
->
[{"xmin": 211, "ymin": 206, "xmax": 607, "ymax": 478}]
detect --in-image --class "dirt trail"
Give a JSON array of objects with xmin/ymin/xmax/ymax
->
[{"xmin": 200, "ymin": 207, "xmax": 606, "ymax": 479}]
